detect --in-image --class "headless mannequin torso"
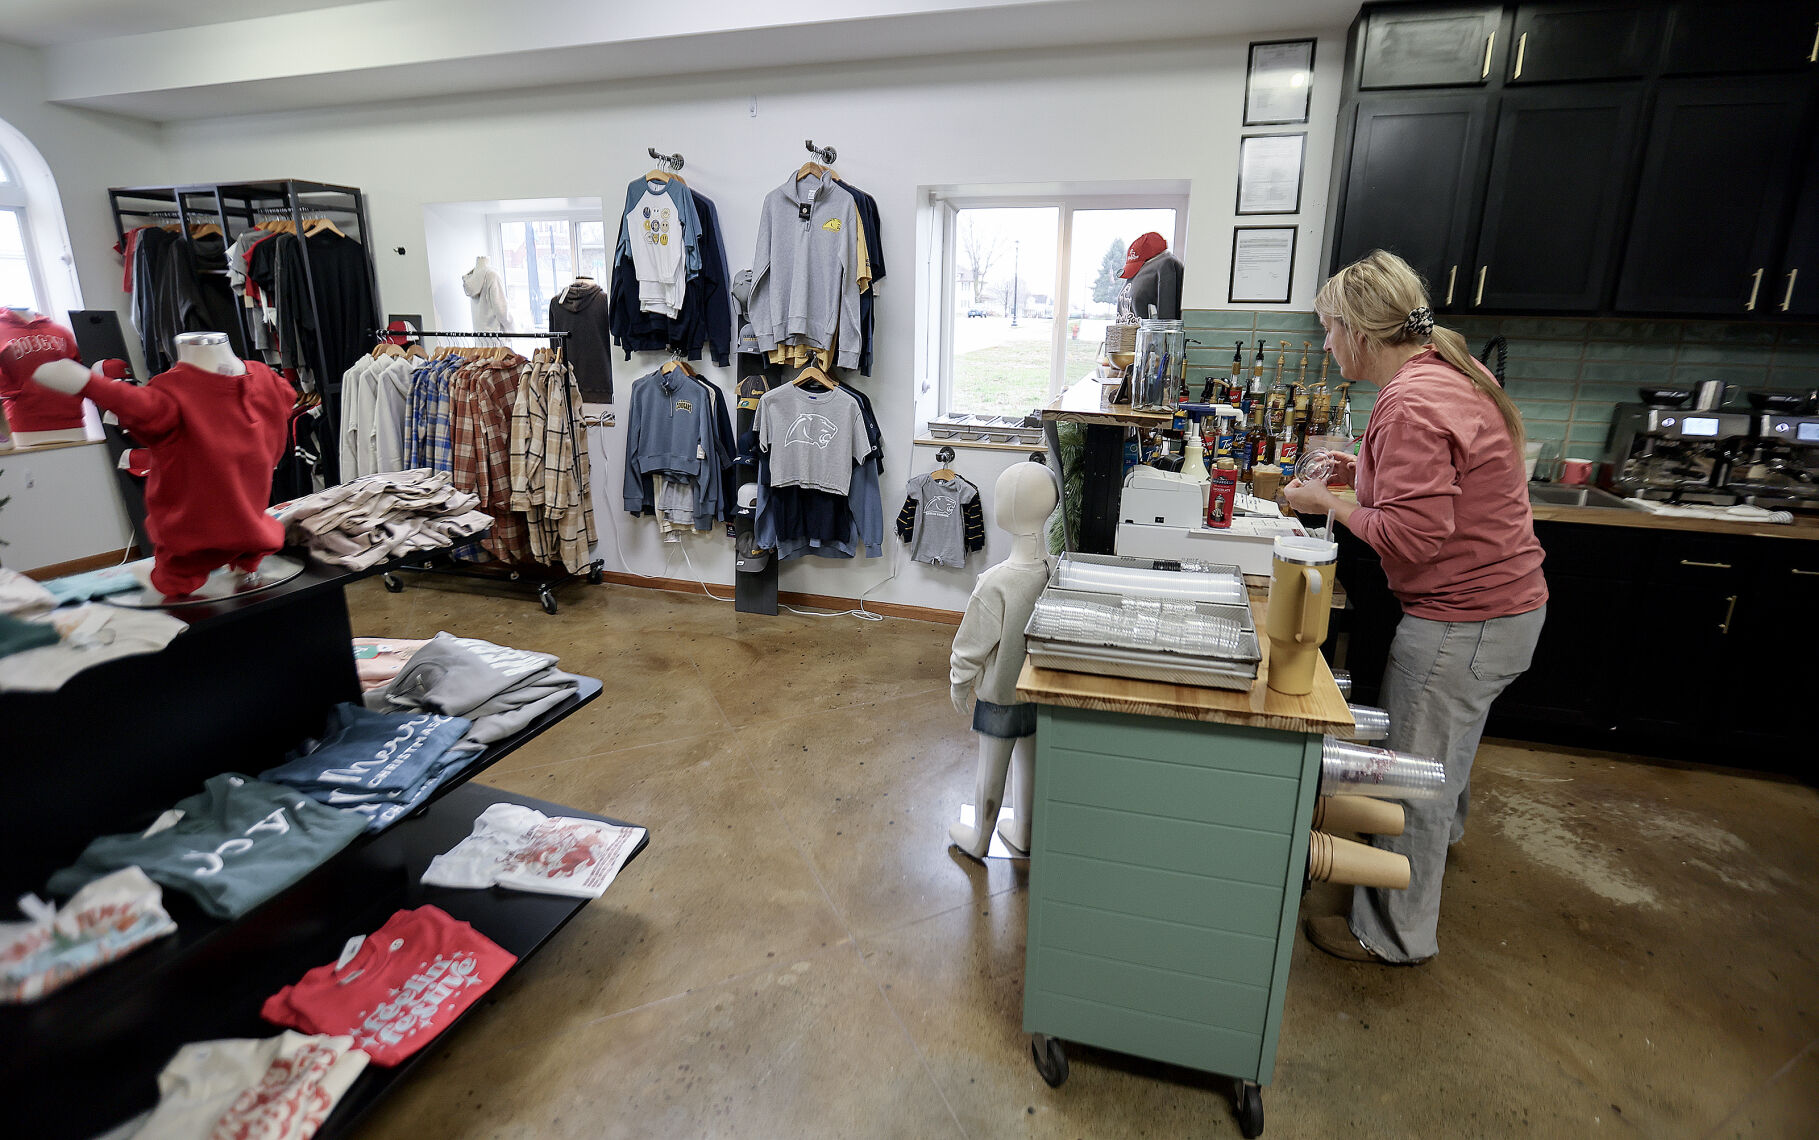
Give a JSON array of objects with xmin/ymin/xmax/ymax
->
[{"xmin": 947, "ymin": 461, "xmax": 1059, "ymax": 859}]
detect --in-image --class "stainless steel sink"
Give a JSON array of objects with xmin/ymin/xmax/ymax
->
[{"xmin": 1527, "ymin": 483, "xmax": 1629, "ymax": 508}]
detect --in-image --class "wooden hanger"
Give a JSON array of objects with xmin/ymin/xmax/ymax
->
[
  {"xmin": 791, "ymin": 363, "xmax": 838, "ymax": 389},
  {"xmin": 645, "ymin": 168, "xmax": 684, "ymax": 185},
  {"xmin": 659, "ymin": 356, "xmax": 698, "ymax": 377},
  {"xmin": 303, "ymin": 216, "xmax": 345, "ymax": 238},
  {"xmin": 189, "ymin": 222, "xmax": 224, "ymax": 239},
  {"xmin": 930, "ymin": 464, "xmax": 958, "ymax": 482},
  {"xmin": 405, "ymin": 343, "xmax": 428, "ymax": 359},
  {"xmin": 795, "ymin": 161, "xmax": 828, "ymax": 182}
]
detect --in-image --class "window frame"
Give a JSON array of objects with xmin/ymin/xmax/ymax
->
[
  {"xmin": 0, "ymin": 150, "xmax": 47, "ymax": 315},
  {"xmin": 933, "ymin": 192, "xmax": 1188, "ymax": 420},
  {"xmin": 484, "ymin": 208, "xmax": 608, "ymax": 331}
]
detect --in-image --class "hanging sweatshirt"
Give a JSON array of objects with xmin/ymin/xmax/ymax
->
[
  {"xmin": 80, "ymin": 361, "xmax": 291, "ymax": 562},
  {"xmin": 461, "ymin": 264, "xmax": 512, "ymax": 332},
  {"xmin": 896, "ymin": 474, "xmax": 985, "ymax": 567},
  {"xmin": 749, "ymin": 174, "xmax": 862, "ymax": 369},
  {"xmin": 0, "ymin": 311, "xmax": 89, "ymax": 432},
  {"xmin": 548, "ymin": 280, "xmax": 614, "ymax": 402}
]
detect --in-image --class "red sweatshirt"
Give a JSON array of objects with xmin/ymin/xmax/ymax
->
[
  {"xmin": 1349, "ymin": 348, "xmax": 1547, "ymax": 622},
  {"xmin": 0, "ymin": 311, "xmax": 89, "ymax": 432},
  {"xmin": 81, "ymin": 361, "xmax": 293, "ymax": 557}
]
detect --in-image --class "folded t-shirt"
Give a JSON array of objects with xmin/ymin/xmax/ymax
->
[
  {"xmin": 121, "ymin": 1031, "xmax": 368, "ymax": 1140},
  {"xmin": 259, "ymin": 704, "xmax": 473, "ymax": 801},
  {"xmin": 422, "ymin": 802, "xmax": 646, "ymax": 899},
  {"xmin": 47, "ymin": 774, "xmax": 366, "ymax": 920}
]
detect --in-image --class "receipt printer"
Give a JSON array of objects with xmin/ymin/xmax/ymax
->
[{"xmin": 1120, "ymin": 466, "xmax": 1208, "ymax": 528}]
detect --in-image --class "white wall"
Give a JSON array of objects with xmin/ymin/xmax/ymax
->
[{"xmin": 42, "ymin": 34, "xmax": 1346, "ymax": 609}]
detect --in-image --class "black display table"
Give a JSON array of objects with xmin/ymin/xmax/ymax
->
[{"xmin": 0, "ymin": 558, "xmax": 643, "ymax": 1139}]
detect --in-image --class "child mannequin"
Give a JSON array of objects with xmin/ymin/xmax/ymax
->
[
  {"xmin": 947, "ymin": 459, "xmax": 1059, "ymax": 860},
  {"xmin": 31, "ymin": 331, "xmax": 292, "ymax": 598}
]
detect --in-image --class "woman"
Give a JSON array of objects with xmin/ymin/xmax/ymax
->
[{"xmin": 1284, "ymin": 250, "xmax": 1547, "ymax": 966}]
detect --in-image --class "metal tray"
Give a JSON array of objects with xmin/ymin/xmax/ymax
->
[
  {"xmin": 1025, "ymin": 588, "xmax": 1261, "ymax": 666},
  {"xmin": 1025, "ymin": 642, "xmax": 1257, "ymax": 691},
  {"xmin": 1049, "ymin": 552, "xmax": 1247, "ymax": 606}
]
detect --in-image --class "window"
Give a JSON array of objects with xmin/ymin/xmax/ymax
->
[
  {"xmin": 489, "ymin": 212, "xmax": 607, "ymax": 332},
  {"xmin": 0, "ymin": 150, "xmax": 40, "ymax": 312},
  {"xmin": 933, "ymin": 193, "xmax": 1187, "ymax": 420}
]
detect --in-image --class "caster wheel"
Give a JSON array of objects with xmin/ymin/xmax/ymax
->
[
  {"xmin": 1235, "ymin": 1080, "xmax": 1263, "ymax": 1138},
  {"xmin": 381, "ymin": 573, "xmax": 403, "ymax": 593},
  {"xmin": 1030, "ymin": 1034, "xmax": 1068, "ymax": 1088},
  {"xmin": 586, "ymin": 564, "xmax": 604, "ymax": 585},
  {"xmin": 539, "ymin": 590, "xmax": 559, "ymax": 615}
]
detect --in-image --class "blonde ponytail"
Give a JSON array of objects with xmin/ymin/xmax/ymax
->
[{"xmin": 1314, "ymin": 250, "xmax": 1525, "ymax": 450}]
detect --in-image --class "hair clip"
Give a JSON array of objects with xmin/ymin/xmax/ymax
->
[{"xmin": 1404, "ymin": 306, "xmax": 1435, "ymax": 337}]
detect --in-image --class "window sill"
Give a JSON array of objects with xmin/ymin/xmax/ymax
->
[{"xmin": 913, "ymin": 436, "xmax": 1045, "ymax": 455}]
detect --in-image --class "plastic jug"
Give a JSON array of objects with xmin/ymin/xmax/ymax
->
[{"xmin": 1265, "ymin": 535, "xmax": 1337, "ymax": 695}]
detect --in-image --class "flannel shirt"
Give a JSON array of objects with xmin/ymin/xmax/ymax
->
[
  {"xmin": 450, "ymin": 358, "xmax": 531, "ymax": 564},
  {"xmin": 509, "ymin": 360, "xmax": 597, "ymax": 572}
]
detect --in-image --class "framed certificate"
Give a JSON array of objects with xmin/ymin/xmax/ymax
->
[
  {"xmin": 1228, "ymin": 226, "xmax": 1298, "ymax": 305},
  {"xmin": 1244, "ymin": 39, "xmax": 1315, "ymax": 126},
  {"xmin": 1235, "ymin": 133, "xmax": 1306, "ymax": 215}
]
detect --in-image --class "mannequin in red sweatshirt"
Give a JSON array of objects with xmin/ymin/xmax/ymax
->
[
  {"xmin": 0, "ymin": 309, "xmax": 92, "ymax": 446},
  {"xmin": 32, "ymin": 332, "xmax": 294, "ymax": 597}
]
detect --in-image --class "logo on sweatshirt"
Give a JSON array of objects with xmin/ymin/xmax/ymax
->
[
  {"xmin": 3, "ymin": 334, "xmax": 66, "ymax": 360},
  {"xmin": 821, "ymin": 218, "xmax": 842, "ymax": 232},
  {"xmin": 674, "ymin": 399, "xmax": 693, "ymax": 413},
  {"xmin": 784, "ymin": 413, "xmax": 840, "ymax": 450}
]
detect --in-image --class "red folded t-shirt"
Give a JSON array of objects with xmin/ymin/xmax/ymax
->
[
  {"xmin": 261, "ymin": 906, "xmax": 516, "ymax": 1066},
  {"xmin": 0, "ymin": 310, "xmax": 88, "ymax": 432}
]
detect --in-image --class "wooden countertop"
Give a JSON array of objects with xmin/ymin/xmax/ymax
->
[
  {"xmin": 1016, "ymin": 587, "xmax": 1353, "ymax": 735},
  {"xmin": 1039, "ymin": 375, "xmax": 1176, "ymax": 429},
  {"xmin": 1529, "ymin": 502, "xmax": 1819, "ymax": 541}
]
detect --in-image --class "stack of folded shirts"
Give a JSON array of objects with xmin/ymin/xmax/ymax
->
[
  {"xmin": 0, "ymin": 603, "xmax": 188, "ymax": 693},
  {"xmin": 367, "ymin": 632, "xmax": 582, "ymax": 747},
  {"xmin": 260, "ymin": 703, "xmax": 478, "ymax": 833},
  {"xmin": 270, "ymin": 469, "xmax": 492, "ymax": 570},
  {"xmin": 110, "ymin": 1031, "xmax": 368, "ymax": 1139},
  {"xmin": 351, "ymin": 636, "xmax": 432, "ymax": 692},
  {"xmin": 1, "ymin": 867, "xmax": 177, "ymax": 1003},
  {"xmin": 261, "ymin": 906, "xmax": 516, "ymax": 1066},
  {"xmin": 47, "ymin": 775, "xmax": 367, "ymax": 920}
]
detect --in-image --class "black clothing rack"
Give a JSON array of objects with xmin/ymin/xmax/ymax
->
[
  {"xmin": 109, "ymin": 180, "xmax": 383, "ymax": 391},
  {"xmin": 373, "ymin": 328, "xmax": 604, "ymax": 613}
]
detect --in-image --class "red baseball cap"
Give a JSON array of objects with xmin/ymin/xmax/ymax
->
[{"xmin": 1120, "ymin": 232, "xmax": 1168, "ymax": 278}]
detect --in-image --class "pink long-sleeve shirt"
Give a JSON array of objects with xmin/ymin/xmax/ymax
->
[{"xmin": 1349, "ymin": 348, "xmax": 1547, "ymax": 622}]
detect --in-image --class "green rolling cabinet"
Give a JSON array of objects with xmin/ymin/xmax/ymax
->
[{"xmin": 1020, "ymin": 702, "xmax": 1329, "ymax": 1138}]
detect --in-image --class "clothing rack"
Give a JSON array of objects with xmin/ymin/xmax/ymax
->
[
  {"xmin": 376, "ymin": 330, "xmax": 603, "ymax": 613},
  {"xmin": 804, "ymin": 138, "xmax": 838, "ymax": 164},
  {"xmin": 646, "ymin": 148, "xmax": 684, "ymax": 174},
  {"xmin": 109, "ymin": 181, "xmax": 382, "ymax": 397}
]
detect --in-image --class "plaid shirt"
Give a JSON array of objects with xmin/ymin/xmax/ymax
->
[
  {"xmin": 406, "ymin": 359, "xmax": 456, "ymax": 473},
  {"xmin": 450, "ymin": 358, "xmax": 531, "ymax": 564},
  {"xmin": 510, "ymin": 360, "xmax": 597, "ymax": 571}
]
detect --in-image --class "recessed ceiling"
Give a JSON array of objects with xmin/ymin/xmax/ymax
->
[{"xmin": 0, "ymin": 0, "xmax": 366, "ymax": 46}]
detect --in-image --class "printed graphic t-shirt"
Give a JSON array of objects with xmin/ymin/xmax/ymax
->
[
  {"xmin": 125, "ymin": 1031, "xmax": 369, "ymax": 1140},
  {"xmin": 47, "ymin": 774, "xmax": 367, "ymax": 920},
  {"xmin": 756, "ymin": 384, "xmax": 870, "ymax": 495},
  {"xmin": 0, "ymin": 310, "xmax": 87, "ymax": 432},
  {"xmin": 626, "ymin": 189, "xmax": 686, "ymax": 318},
  {"xmin": 903, "ymin": 473, "xmax": 977, "ymax": 568},
  {"xmin": 261, "ymin": 906, "xmax": 516, "ymax": 1066},
  {"xmin": 422, "ymin": 802, "xmax": 646, "ymax": 899}
]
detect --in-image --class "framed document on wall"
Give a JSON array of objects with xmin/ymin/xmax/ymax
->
[
  {"xmin": 1235, "ymin": 133, "xmax": 1306, "ymax": 215},
  {"xmin": 1244, "ymin": 39, "xmax": 1315, "ymax": 126},
  {"xmin": 1229, "ymin": 226, "xmax": 1297, "ymax": 305}
]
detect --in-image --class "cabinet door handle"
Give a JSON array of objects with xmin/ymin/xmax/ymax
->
[
  {"xmin": 1514, "ymin": 32, "xmax": 1528, "ymax": 79},
  {"xmin": 1719, "ymin": 594, "xmax": 1738, "ymax": 635},
  {"xmin": 1746, "ymin": 268, "xmax": 1764, "ymax": 311},
  {"xmin": 1810, "ymin": 21, "xmax": 1818, "ymax": 62},
  {"xmin": 1781, "ymin": 268, "xmax": 1799, "ymax": 312},
  {"xmin": 1793, "ymin": 568, "xmax": 1819, "ymax": 577},
  {"xmin": 1679, "ymin": 559, "xmax": 1732, "ymax": 569},
  {"xmin": 1482, "ymin": 31, "xmax": 1496, "ymax": 79},
  {"xmin": 1474, "ymin": 265, "xmax": 1488, "ymax": 307},
  {"xmin": 1445, "ymin": 265, "xmax": 1458, "ymax": 306}
]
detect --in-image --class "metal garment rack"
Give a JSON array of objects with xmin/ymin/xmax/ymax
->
[
  {"xmin": 108, "ymin": 180, "xmax": 382, "ymax": 397},
  {"xmin": 373, "ymin": 329, "xmax": 606, "ymax": 614}
]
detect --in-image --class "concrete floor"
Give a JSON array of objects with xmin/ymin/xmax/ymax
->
[{"xmin": 346, "ymin": 577, "xmax": 1819, "ymax": 1139}]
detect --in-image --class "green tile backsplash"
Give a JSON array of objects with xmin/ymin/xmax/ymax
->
[{"xmin": 1183, "ymin": 310, "xmax": 1819, "ymax": 457}]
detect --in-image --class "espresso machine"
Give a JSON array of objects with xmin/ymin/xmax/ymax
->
[{"xmin": 1606, "ymin": 387, "xmax": 1819, "ymax": 511}]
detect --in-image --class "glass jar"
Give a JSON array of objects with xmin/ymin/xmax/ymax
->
[{"xmin": 1133, "ymin": 318, "xmax": 1186, "ymax": 409}]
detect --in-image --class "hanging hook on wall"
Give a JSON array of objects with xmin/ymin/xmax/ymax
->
[
  {"xmin": 935, "ymin": 445, "xmax": 956, "ymax": 466},
  {"xmin": 804, "ymin": 139, "xmax": 837, "ymax": 165},
  {"xmin": 647, "ymin": 147, "xmax": 685, "ymax": 174}
]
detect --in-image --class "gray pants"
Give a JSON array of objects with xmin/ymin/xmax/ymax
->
[{"xmin": 1350, "ymin": 605, "xmax": 1546, "ymax": 962}]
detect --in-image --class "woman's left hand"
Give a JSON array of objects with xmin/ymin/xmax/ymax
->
[{"xmin": 1282, "ymin": 477, "xmax": 1340, "ymax": 516}]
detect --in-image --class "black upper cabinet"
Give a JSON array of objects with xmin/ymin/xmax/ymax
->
[
  {"xmin": 1360, "ymin": 5, "xmax": 1504, "ymax": 89},
  {"xmin": 1663, "ymin": 1, "xmax": 1819, "ymax": 76},
  {"xmin": 1472, "ymin": 86, "xmax": 1643, "ymax": 309},
  {"xmin": 1334, "ymin": 94, "xmax": 1492, "ymax": 305},
  {"xmin": 1614, "ymin": 77, "xmax": 1813, "ymax": 314},
  {"xmin": 1507, "ymin": 3, "xmax": 1662, "ymax": 83},
  {"xmin": 1778, "ymin": 127, "xmax": 1819, "ymax": 316}
]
